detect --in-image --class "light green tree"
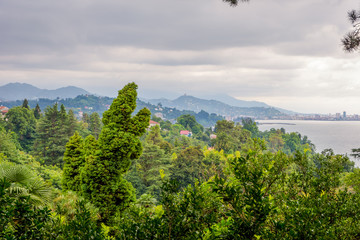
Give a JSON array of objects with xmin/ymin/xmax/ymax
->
[{"xmin": 80, "ymin": 83, "xmax": 151, "ymax": 223}]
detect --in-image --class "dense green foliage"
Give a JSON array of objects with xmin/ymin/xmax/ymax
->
[
  {"xmin": 5, "ymin": 106, "xmax": 37, "ymax": 152},
  {"xmin": 33, "ymin": 104, "xmax": 78, "ymax": 166},
  {"xmin": 62, "ymin": 83, "xmax": 151, "ymax": 223},
  {"xmin": 3, "ymin": 82, "xmax": 360, "ymax": 239},
  {"xmin": 2, "ymin": 95, "xmax": 225, "ymax": 127},
  {"xmin": 62, "ymin": 132, "xmax": 85, "ymax": 192}
]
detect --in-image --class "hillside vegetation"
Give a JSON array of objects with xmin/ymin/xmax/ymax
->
[{"xmin": 1, "ymin": 83, "xmax": 360, "ymax": 239}]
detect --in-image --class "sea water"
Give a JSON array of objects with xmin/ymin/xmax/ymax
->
[{"xmin": 257, "ymin": 120, "xmax": 360, "ymax": 165}]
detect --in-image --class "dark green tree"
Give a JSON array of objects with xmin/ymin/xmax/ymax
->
[
  {"xmin": 170, "ymin": 146, "xmax": 204, "ymax": 189},
  {"xmin": 177, "ymin": 114, "xmax": 204, "ymax": 134},
  {"xmin": 125, "ymin": 143, "xmax": 171, "ymax": 198},
  {"xmin": 62, "ymin": 131, "xmax": 85, "ymax": 192},
  {"xmin": 5, "ymin": 106, "xmax": 37, "ymax": 152},
  {"xmin": 241, "ymin": 117, "xmax": 259, "ymax": 138},
  {"xmin": 89, "ymin": 112, "xmax": 101, "ymax": 139},
  {"xmin": 34, "ymin": 103, "xmax": 41, "ymax": 119},
  {"xmin": 33, "ymin": 103, "xmax": 77, "ymax": 166},
  {"xmin": 80, "ymin": 82, "xmax": 151, "ymax": 223},
  {"xmin": 82, "ymin": 113, "xmax": 90, "ymax": 125},
  {"xmin": 214, "ymin": 120, "xmax": 252, "ymax": 153},
  {"xmin": 67, "ymin": 109, "xmax": 78, "ymax": 137},
  {"xmin": 0, "ymin": 128, "xmax": 21, "ymax": 163},
  {"xmin": 22, "ymin": 98, "xmax": 29, "ymax": 109},
  {"xmin": 0, "ymin": 179, "xmax": 53, "ymax": 239}
]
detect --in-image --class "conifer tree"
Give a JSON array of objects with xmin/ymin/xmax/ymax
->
[
  {"xmin": 33, "ymin": 103, "xmax": 78, "ymax": 166},
  {"xmin": 146, "ymin": 125, "xmax": 163, "ymax": 145},
  {"xmin": 34, "ymin": 104, "xmax": 41, "ymax": 119},
  {"xmin": 22, "ymin": 98, "xmax": 29, "ymax": 109},
  {"xmin": 80, "ymin": 83, "xmax": 151, "ymax": 223},
  {"xmin": 89, "ymin": 112, "xmax": 101, "ymax": 139},
  {"xmin": 82, "ymin": 113, "xmax": 90, "ymax": 125},
  {"xmin": 62, "ymin": 131, "xmax": 84, "ymax": 192},
  {"xmin": 67, "ymin": 109, "xmax": 78, "ymax": 137}
]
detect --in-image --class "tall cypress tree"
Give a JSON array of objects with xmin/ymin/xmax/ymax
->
[{"xmin": 80, "ymin": 82, "xmax": 151, "ymax": 223}]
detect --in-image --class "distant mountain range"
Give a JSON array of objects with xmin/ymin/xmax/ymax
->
[
  {"xmin": 0, "ymin": 82, "xmax": 296, "ymax": 118},
  {"xmin": 0, "ymin": 83, "xmax": 90, "ymax": 101},
  {"xmin": 197, "ymin": 94, "xmax": 271, "ymax": 108},
  {"xmin": 142, "ymin": 95, "xmax": 288, "ymax": 118}
]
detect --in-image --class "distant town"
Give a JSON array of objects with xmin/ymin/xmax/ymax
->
[
  {"xmin": 260, "ymin": 111, "xmax": 360, "ymax": 121},
  {"xmin": 222, "ymin": 111, "xmax": 360, "ymax": 122}
]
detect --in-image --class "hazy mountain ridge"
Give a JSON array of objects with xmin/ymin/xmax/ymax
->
[
  {"xmin": 202, "ymin": 94, "xmax": 271, "ymax": 108},
  {"xmin": 0, "ymin": 83, "xmax": 294, "ymax": 118},
  {"xmin": 144, "ymin": 95, "xmax": 285, "ymax": 118},
  {"xmin": 0, "ymin": 83, "xmax": 90, "ymax": 101}
]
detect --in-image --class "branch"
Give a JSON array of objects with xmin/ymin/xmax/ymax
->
[{"xmin": 223, "ymin": 0, "xmax": 249, "ymax": 7}]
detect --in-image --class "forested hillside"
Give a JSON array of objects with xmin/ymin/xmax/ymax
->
[
  {"xmin": 1, "ymin": 83, "xmax": 360, "ymax": 239},
  {"xmin": 1, "ymin": 95, "xmax": 224, "ymax": 127}
]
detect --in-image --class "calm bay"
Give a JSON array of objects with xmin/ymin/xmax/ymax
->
[{"xmin": 257, "ymin": 120, "xmax": 360, "ymax": 165}]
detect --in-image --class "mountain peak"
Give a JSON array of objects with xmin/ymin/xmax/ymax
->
[{"xmin": 0, "ymin": 83, "xmax": 90, "ymax": 101}]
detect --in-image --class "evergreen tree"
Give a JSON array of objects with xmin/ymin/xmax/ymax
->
[
  {"xmin": 80, "ymin": 83, "xmax": 151, "ymax": 223},
  {"xmin": 62, "ymin": 131, "xmax": 84, "ymax": 192},
  {"xmin": 33, "ymin": 103, "xmax": 77, "ymax": 167},
  {"xmin": 89, "ymin": 112, "xmax": 101, "ymax": 139},
  {"xmin": 125, "ymin": 143, "xmax": 171, "ymax": 198},
  {"xmin": 146, "ymin": 125, "xmax": 163, "ymax": 145},
  {"xmin": 67, "ymin": 109, "xmax": 78, "ymax": 137},
  {"xmin": 82, "ymin": 113, "xmax": 90, "ymax": 125},
  {"xmin": 34, "ymin": 103, "xmax": 41, "ymax": 119},
  {"xmin": 22, "ymin": 98, "xmax": 29, "ymax": 109}
]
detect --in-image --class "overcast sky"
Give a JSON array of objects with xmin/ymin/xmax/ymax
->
[{"xmin": 1, "ymin": 0, "xmax": 360, "ymax": 114}]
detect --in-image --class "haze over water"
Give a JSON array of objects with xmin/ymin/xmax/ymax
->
[{"xmin": 257, "ymin": 120, "xmax": 360, "ymax": 165}]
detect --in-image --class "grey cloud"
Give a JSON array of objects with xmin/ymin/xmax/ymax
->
[
  {"xmin": 1, "ymin": 0, "xmax": 359, "ymax": 113},
  {"xmin": 0, "ymin": 0, "xmax": 354, "ymax": 53}
]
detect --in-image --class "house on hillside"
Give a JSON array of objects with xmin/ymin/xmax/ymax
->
[
  {"xmin": 210, "ymin": 134, "xmax": 217, "ymax": 139},
  {"xmin": 180, "ymin": 130, "xmax": 192, "ymax": 137},
  {"xmin": 149, "ymin": 120, "xmax": 160, "ymax": 128},
  {"xmin": 147, "ymin": 120, "xmax": 160, "ymax": 131},
  {"xmin": 0, "ymin": 106, "xmax": 9, "ymax": 118}
]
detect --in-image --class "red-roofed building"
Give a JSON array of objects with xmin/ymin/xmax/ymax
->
[
  {"xmin": 149, "ymin": 120, "xmax": 160, "ymax": 128},
  {"xmin": 180, "ymin": 130, "xmax": 192, "ymax": 137},
  {"xmin": 0, "ymin": 106, "xmax": 9, "ymax": 118}
]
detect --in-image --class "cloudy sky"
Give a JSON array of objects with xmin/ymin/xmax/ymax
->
[{"xmin": 1, "ymin": 0, "xmax": 360, "ymax": 114}]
